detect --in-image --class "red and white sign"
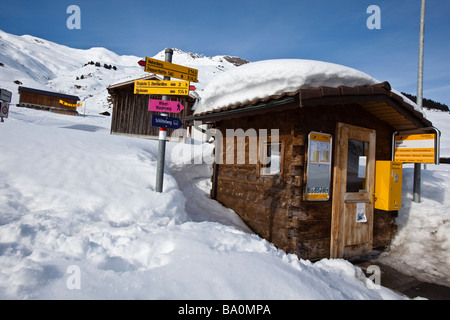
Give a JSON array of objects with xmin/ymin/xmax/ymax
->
[
  {"xmin": 149, "ymin": 99, "xmax": 185, "ymax": 113},
  {"xmin": 1, "ymin": 102, "xmax": 9, "ymax": 118}
]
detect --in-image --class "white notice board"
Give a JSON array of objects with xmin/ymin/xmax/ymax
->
[{"xmin": 306, "ymin": 132, "xmax": 333, "ymax": 201}]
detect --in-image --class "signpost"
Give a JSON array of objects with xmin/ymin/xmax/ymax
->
[
  {"xmin": 394, "ymin": 133, "xmax": 437, "ymax": 164},
  {"xmin": 1, "ymin": 101, "xmax": 9, "ymax": 120},
  {"xmin": 151, "ymin": 114, "xmax": 183, "ymax": 130},
  {"xmin": 0, "ymin": 88, "xmax": 11, "ymax": 123},
  {"xmin": 134, "ymin": 80, "xmax": 189, "ymax": 96},
  {"xmin": 149, "ymin": 99, "xmax": 184, "ymax": 113},
  {"xmin": 142, "ymin": 57, "xmax": 198, "ymax": 83},
  {"xmin": 137, "ymin": 49, "xmax": 198, "ymax": 193},
  {"xmin": 0, "ymin": 89, "xmax": 12, "ymax": 103},
  {"xmin": 414, "ymin": 0, "xmax": 427, "ymax": 203},
  {"xmin": 391, "ymin": 127, "xmax": 440, "ymax": 205},
  {"xmin": 154, "ymin": 50, "xmax": 174, "ymax": 193}
]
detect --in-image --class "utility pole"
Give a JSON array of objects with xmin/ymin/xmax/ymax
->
[
  {"xmin": 413, "ymin": 0, "xmax": 426, "ymax": 203},
  {"xmin": 155, "ymin": 48, "xmax": 174, "ymax": 193}
]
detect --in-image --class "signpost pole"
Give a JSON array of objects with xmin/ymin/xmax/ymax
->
[
  {"xmin": 155, "ymin": 48, "xmax": 174, "ymax": 193},
  {"xmin": 414, "ymin": 0, "xmax": 426, "ymax": 203}
]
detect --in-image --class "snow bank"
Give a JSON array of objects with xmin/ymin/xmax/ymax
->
[
  {"xmin": 0, "ymin": 107, "xmax": 402, "ymax": 300},
  {"xmin": 166, "ymin": 142, "xmax": 253, "ymax": 231},
  {"xmin": 195, "ymin": 59, "xmax": 380, "ymax": 114},
  {"xmin": 377, "ymin": 111, "xmax": 450, "ymax": 287},
  {"xmin": 379, "ymin": 164, "xmax": 450, "ymax": 286}
]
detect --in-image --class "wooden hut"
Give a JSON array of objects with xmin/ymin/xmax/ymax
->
[
  {"xmin": 107, "ymin": 75, "xmax": 196, "ymax": 140},
  {"xmin": 17, "ymin": 86, "xmax": 80, "ymax": 116},
  {"xmin": 187, "ymin": 80, "xmax": 434, "ymax": 261}
]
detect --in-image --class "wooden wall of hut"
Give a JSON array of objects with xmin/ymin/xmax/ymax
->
[
  {"xmin": 213, "ymin": 102, "xmax": 398, "ymax": 261},
  {"xmin": 109, "ymin": 86, "xmax": 195, "ymax": 139},
  {"xmin": 18, "ymin": 89, "xmax": 79, "ymax": 116}
]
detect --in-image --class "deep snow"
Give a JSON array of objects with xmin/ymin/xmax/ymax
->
[
  {"xmin": 194, "ymin": 59, "xmax": 425, "ymax": 120},
  {"xmin": 0, "ymin": 106, "xmax": 406, "ymax": 300},
  {"xmin": 375, "ymin": 110, "xmax": 450, "ymax": 287},
  {"xmin": 1, "ymin": 105, "xmax": 449, "ymax": 300},
  {"xmin": 195, "ymin": 59, "xmax": 380, "ymax": 114}
]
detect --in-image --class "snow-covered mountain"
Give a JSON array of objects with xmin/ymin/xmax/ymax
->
[{"xmin": 0, "ymin": 29, "xmax": 249, "ymax": 114}]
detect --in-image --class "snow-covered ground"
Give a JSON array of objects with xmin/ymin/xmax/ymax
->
[
  {"xmin": 379, "ymin": 163, "xmax": 450, "ymax": 287},
  {"xmin": 0, "ymin": 107, "xmax": 406, "ymax": 300},
  {"xmin": 1, "ymin": 103, "xmax": 449, "ymax": 300}
]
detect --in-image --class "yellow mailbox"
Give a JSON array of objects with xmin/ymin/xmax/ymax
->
[{"xmin": 375, "ymin": 161, "xmax": 403, "ymax": 211}]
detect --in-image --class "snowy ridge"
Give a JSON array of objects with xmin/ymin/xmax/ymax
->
[{"xmin": 0, "ymin": 29, "xmax": 246, "ymax": 114}]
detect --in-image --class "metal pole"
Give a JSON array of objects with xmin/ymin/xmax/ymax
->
[
  {"xmin": 155, "ymin": 48, "xmax": 173, "ymax": 193},
  {"xmin": 413, "ymin": 0, "xmax": 426, "ymax": 203}
]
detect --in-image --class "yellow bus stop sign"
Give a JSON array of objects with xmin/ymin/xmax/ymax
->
[{"xmin": 394, "ymin": 133, "xmax": 436, "ymax": 163}]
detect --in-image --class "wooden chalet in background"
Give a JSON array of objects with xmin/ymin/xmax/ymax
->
[
  {"xmin": 187, "ymin": 81, "xmax": 434, "ymax": 261},
  {"xmin": 107, "ymin": 75, "xmax": 196, "ymax": 140},
  {"xmin": 17, "ymin": 86, "xmax": 80, "ymax": 116}
]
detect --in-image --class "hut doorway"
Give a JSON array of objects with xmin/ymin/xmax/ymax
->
[{"xmin": 330, "ymin": 122, "xmax": 376, "ymax": 258}]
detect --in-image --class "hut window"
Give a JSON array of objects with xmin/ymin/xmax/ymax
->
[
  {"xmin": 346, "ymin": 139, "xmax": 369, "ymax": 192},
  {"xmin": 260, "ymin": 141, "xmax": 282, "ymax": 176}
]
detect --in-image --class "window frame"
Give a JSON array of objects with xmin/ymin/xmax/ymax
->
[{"xmin": 258, "ymin": 138, "xmax": 285, "ymax": 177}]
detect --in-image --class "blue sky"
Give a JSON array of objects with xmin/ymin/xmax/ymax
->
[{"xmin": 1, "ymin": 0, "xmax": 449, "ymax": 106}]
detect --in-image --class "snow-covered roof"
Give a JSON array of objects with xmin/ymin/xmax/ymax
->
[
  {"xmin": 195, "ymin": 59, "xmax": 380, "ymax": 114},
  {"xmin": 18, "ymin": 86, "xmax": 80, "ymax": 101},
  {"xmin": 191, "ymin": 59, "xmax": 431, "ymax": 130},
  {"xmin": 195, "ymin": 58, "xmax": 425, "ymax": 113}
]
